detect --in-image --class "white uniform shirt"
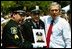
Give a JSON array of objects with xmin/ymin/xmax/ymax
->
[{"xmin": 41, "ymin": 15, "xmax": 71, "ymax": 48}]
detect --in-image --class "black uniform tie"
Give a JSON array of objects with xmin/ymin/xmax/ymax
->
[{"xmin": 36, "ymin": 22, "xmax": 39, "ymax": 29}]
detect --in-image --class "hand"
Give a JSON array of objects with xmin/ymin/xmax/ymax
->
[{"xmin": 32, "ymin": 43, "xmax": 43, "ymax": 48}]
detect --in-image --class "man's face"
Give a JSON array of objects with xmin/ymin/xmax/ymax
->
[
  {"xmin": 14, "ymin": 13, "xmax": 25, "ymax": 23},
  {"xmin": 31, "ymin": 14, "xmax": 40, "ymax": 22},
  {"xmin": 50, "ymin": 5, "xmax": 60, "ymax": 18}
]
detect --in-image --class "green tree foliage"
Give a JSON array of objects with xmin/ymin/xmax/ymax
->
[
  {"xmin": 1, "ymin": 1, "xmax": 53, "ymax": 15},
  {"xmin": 1, "ymin": 1, "xmax": 16, "ymax": 14},
  {"xmin": 1, "ymin": 1, "xmax": 70, "ymax": 15}
]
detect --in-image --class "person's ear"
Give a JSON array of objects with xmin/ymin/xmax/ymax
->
[{"xmin": 13, "ymin": 13, "xmax": 17, "ymax": 17}]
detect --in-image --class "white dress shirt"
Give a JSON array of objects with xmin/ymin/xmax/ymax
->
[{"xmin": 41, "ymin": 15, "xmax": 71, "ymax": 48}]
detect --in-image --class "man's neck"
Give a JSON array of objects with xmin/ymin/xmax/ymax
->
[{"xmin": 51, "ymin": 15, "xmax": 60, "ymax": 20}]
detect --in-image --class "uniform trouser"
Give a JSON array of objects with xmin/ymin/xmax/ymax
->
[
  {"xmin": 18, "ymin": 40, "xmax": 33, "ymax": 48},
  {"xmin": 2, "ymin": 40, "xmax": 33, "ymax": 48}
]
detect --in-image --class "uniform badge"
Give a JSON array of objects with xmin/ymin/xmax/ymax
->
[
  {"xmin": 14, "ymin": 34, "xmax": 19, "ymax": 39},
  {"xmin": 10, "ymin": 27, "xmax": 17, "ymax": 34}
]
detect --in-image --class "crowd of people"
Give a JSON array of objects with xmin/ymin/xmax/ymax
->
[{"xmin": 1, "ymin": 2, "xmax": 71, "ymax": 48}]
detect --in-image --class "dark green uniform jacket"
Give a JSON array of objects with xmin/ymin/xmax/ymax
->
[
  {"xmin": 21, "ymin": 19, "xmax": 45, "ymax": 44},
  {"xmin": 2, "ymin": 19, "xmax": 32, "ymax": 48}
]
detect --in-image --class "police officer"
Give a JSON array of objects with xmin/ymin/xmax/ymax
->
[
  {"xmin": 21, "ymin": 9, "xmax": 45, "ymax": 48},
  {"xmin": 2, "ymin": 10, "xmax": 32, "ymax": 48}
]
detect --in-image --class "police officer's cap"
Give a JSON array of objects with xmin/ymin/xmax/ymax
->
[
  {"xmin": 31, "ymin": 9, "xmax": 40, "ymax": 14},
  {"xmin": 13, "ymin": 10, "xmax": 26, "ymax": 16}
]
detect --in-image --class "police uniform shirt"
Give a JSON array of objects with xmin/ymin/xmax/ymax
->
[{"xmin": 2, "ymin": 19, "xmax": 22, "ymax": 47}]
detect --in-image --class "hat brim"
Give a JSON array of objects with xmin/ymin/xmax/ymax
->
[{"xmin": 19, "ymin": 13, "xmax": 26, "ymax": 17}]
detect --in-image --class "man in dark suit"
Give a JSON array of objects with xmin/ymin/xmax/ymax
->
[{"xmin": 21, "ymin": 9, "xmax": 45, "ymax": 48}]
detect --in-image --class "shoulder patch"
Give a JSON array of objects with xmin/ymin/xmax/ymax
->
[{"xmin": 10, "ymin": 27, "xmax": 17, "ymax": 34}]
